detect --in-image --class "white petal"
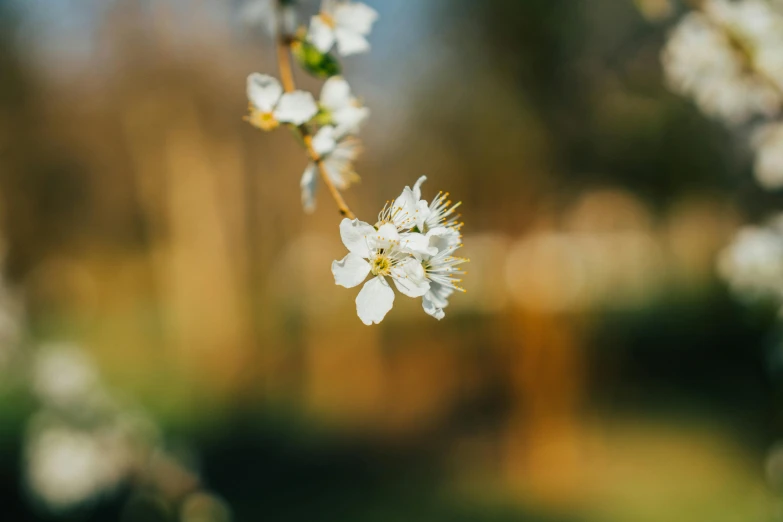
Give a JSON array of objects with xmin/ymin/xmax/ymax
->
[
  {"xmin": 332, "ymin": 252, "xmax": 371, "ymax": 288},
  {"xmin": 334, "ymin": 28, "xmax": 370, "ymax": 56},
  {"xmin": 334, "ymin": 2, "xmax": 378, "ymax": 35},
  {"xmin": 372, "ymin": 223, "xmax": 400, "ymax": 250},
  {"xmin": 332, "ymin": 105, "xmax": 369, "ymax": 137},
  {"xmin": 300, "ymin": 163, "xmax": 318, "ymax": 213},
  {"xmin": 320, "ymin": 76, "xmax": 352, "ymax": 111},
  {"xmin": 308, "ymin": 15, "xmax": 336, "ymax": 53},
  {"xmin": 274, "ymin": 91, "xmax": 318, "ymax": 125},
  {"xmin": 356, "ymin": 276, "xmax": 394, "ymax": 325},
  {"xmin": 392, "ymin": 258, "xmax": 430, "ymax": 298},
  {"xmin": 391, "ymin": 187, "xmax": 426, "ymax": 231},
  {"xmin": 322, "ymin": 137, "xmax": 361, "ymax": 189},
  {"xmin": 422, "ymin": 293, "xmax": 445, "ymax": 320},
  {"xmin": 247, "ymin": 73, "xmax": 282, "ymax": 113},
  {"xmin": 399, "ymin": 232, "xmax": 437, "ymax": 256},
  {"xmin": 412, "ymin": 176, "xmax": 427, "ymax": 201},
  {"xmin": 312, "ymin": 125, "xmax": 337, "ymax": 157},
  {"xmin": 340, "ymin": 218, "xmax": 376, "ymax": 257},
  {"xmin": 427, "ymin": 227, "xmax": 461, "ymax": 250}
]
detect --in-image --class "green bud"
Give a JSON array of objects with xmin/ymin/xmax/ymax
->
[{"xmin": 292, "ymin": 39, "xmax": 341, "ymax": 79}]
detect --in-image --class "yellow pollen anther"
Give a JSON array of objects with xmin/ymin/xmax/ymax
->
[{"xmin": 249, "ymin": 110, "xmax": 279, "ymax": 131}]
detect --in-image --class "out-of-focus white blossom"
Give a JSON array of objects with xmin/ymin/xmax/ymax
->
[
  {"xmin": 32, "ymin": 343, "xmax": 100, "ymax": 410},
  {"xmin": 318, "ymin": 76, "xmax": 369, "ymax": 137},
  {"xmin": 718, "ymin": 217, "xmax": 783, "ymax": 302},
  {"xmin": 752, "ymin": 122, "xmax": 783, "ymax": 189},
  {"xmin": 246, "ymin": 73, "xmax": 318, "ymax": 131},
  {"xmin": 24, "ymin": 408, "xmax": 154, "ymax": 512},
  {"xmin": 308, "ymin": 0, "xmax": 378, "ymax": 56},
  {"xmin": 240, "ymin": 0, "xmax": 297, "ymax": 37},
  {"xmin": 300, "ymin": 125, "xmax": 361, "ymax": 212},
  {"xmin": 332, "ymin": 219, "xmax": 430, "ymax": 325},
  {"xmin": 390, "ymin": 176, "xmax": 466, "ymax": 320},
  {"xmin": 662, "ymin": 0, "xmax": 783, "ymax": 125},
  {"xmin": 26, "ymin": 423, "xmax": 111, "ymax": 510}
]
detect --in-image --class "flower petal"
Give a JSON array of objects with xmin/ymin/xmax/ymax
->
[
  {"xmin": 412, "ymin": 176, "xmax": 427, "ymax": 201},
  {"xmin": 334, "ymin": 28, "xmax": 371, "ymax": 56},
  {"xmin": 334, "ymin": 2, "xmax": 378, "ymax": 35},
  {"xmin": 247, "ymin": 73, "xmax": 282, "ymax": 113},
  {"xmin": 323, "ymin": 137, "xmax": 361, "ymax": 189},
  {"xmin": 356, "ymin": 276, "xmax": 394, "ymax": 325},
  {"xmin": 332, "ymin": 105, "xmax": 369, "ymax": 137},
  {"xmin": 274, "ymin": 91, "xmax": 318, "ymax": 125},
  {"xmin": 320, "ymin": 76, "xmax": 352, "ymax": 111},
  {"xmin": 427, "ymin": 227, "xmax": 461, "ymax": 250},
  {"xmin": 399, "ymin": 232, "xmax": 437, "ymax": 256},
  {"xmin": 332, "ymin": 252, "xmax": 371, "ymax": 288},
  {"xmin": 392, "ymin": 258, "xmax": 430, "ymax": 298},
  {"xmin": 422, "ymin": 293, "xmax": 446, "ymax": 320},
  {"xmin": 312, "ymin": 125, "xmax": 337, "ymax": 157},
  {"xmin": 308, "ymin": 15, "xmax": 336, "ymax": 53},
  {"xmin": 392, "ymin": 187, "xmax": 427, "ymax": 231},
  {"xmin": 300, "ymin": 163, "xmax": 318, "ymax": 213},
  {"xmin": 340, "ymin": 218, "xmax": 376, "ymax": 257},
  {"xmin": 372, "ymin": 223, "xmax": 400, "ymax": 250}
]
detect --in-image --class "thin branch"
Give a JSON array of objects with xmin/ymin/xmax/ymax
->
[{"xmin": 274, "ymin": 12, "xmax": 356, "ymax": 220}]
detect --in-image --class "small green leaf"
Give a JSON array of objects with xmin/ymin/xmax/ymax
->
[{"xmin": 292, "ymin": 40, "xmax": 341, "ymax": 78}]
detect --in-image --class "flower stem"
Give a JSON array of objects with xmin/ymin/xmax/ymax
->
[{"xmin": 274, "ymin": 12, "xmax": 356, "ymax": 220}]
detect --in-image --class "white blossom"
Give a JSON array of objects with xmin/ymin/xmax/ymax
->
[
  {"xmin": 416, "ymin": 240, "xmax": 467, "ymax": 321},
  {"xmin": 240, "ymin": 0, "xmax": 297, "ymax": 37},
  {"xmin": 753, "ymin": 122, "xmax": 783, "ymax": 189},
  {"xmin": 718, "ymin": 218, "xmax": 783, "ymax": 302},
  {"xmin": 400, "ymin": 177, "xmax": 467, "ymax": 319},
  {"xmin": 32, "ymin": 343, "xmax": 100, "ymax": 410},
  {"xmin": 246, "ymin": 73, "xmax": 318, "ymax": 131},
  {"xmin": 308, "ymin": 0, "xmax": 378, "ymax": 56},
  {"xmin": 318, "ymin": 76, "xmax": 369, "ymax": 137},
  {"xmin": 300, "ymin": 125, "xmax": 361, "ymax": 212},
  {"xmin": 661, "ymin": 0, "xmax": 783, "ymax": 125},
  {"xmin": 332, "ymin": 219, "xmax": 430, "ymax": 325}
]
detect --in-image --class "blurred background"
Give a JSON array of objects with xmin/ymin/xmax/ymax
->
[{"xmin": 0, "ymin": 0, "xmax": 779, "ymax": 520}]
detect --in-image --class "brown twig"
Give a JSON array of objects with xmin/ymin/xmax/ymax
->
[{"xmin": 274, "ymin": 11, "xmax": 356, "ymax": 219}]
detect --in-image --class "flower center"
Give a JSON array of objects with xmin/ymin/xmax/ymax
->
[
  {"xmin": 371, "ymin": 254, "xmax": 392, "ymax": 276},
  {"xmin": 251, "ymin": 111, "xmax": 279, "ymax": 131},
  {"xmin": 319, "ymin": 12, "xmax": 337, "ymax": 29}
]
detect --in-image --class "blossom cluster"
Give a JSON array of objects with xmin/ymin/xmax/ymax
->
[
  {"xmin": 25, "ymin": 343, "xmax": 227, "ymax": 515},
  {"xmin": 332, "ymin": 177, "xmax": 467, "ymax": 324},
  {"xmin": 244, "ymin": 0, "xmax": 375, "ymax": 212},
  {"xmin": 718, "ymin": 214, "xmax": 783, "ymax": 306},
  {"xmin": 242, "ymin": 0, "xmax": 468, "ymax": 324},
  {"xmin": 662, "ymin": 0, "xmax": 783, "ymax": 189}
]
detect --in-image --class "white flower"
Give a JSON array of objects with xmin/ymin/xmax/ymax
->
[
  {"xmin": 718, "ymin": 220, "xmax": 783, "ymax": 301},
  {"xmin": 416, "ymin": 240, "xmax": 467, "ymax": 321},
  {"xmin": 753, "ymin": 122, "xmax": 783, "ymax": 190},
  {"xmin": 318, "ymin": 76, "xmax": 369, "ymax": 137},
  {"xmin": 661, "ymin": 3, "xmax": 783, "ymax": 125},
  {"xmin": 32, "ymin": 343, "xmax": 100, "ymax": 410},
  {"xmin": 300, "ymin": 125, "xmax": 361, "ymax": 212},
  {"xmin": 26, "ymin": 424, "xmax": 110, "ymax": 510},
  {"xmin": 378, "ymin": 176, "xmax": 462, "ymax": 251},
  {"xmin": 332, "ymin": 219, "xmax": 430, "ymax": 325},
  {"xmin": 308, "ymin": 0, "xmax": 378, "ymax": 56},
  {"xmin": 246, "ymin": 73, "xmax": 318, "ymax": 131},
  {"xmin": 394, "ymin": 176, "xmax": 467, "ymax": 320},
  {"xmin": 240, "ymin": 0, "xmax": 297, "ymax": 36}
]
